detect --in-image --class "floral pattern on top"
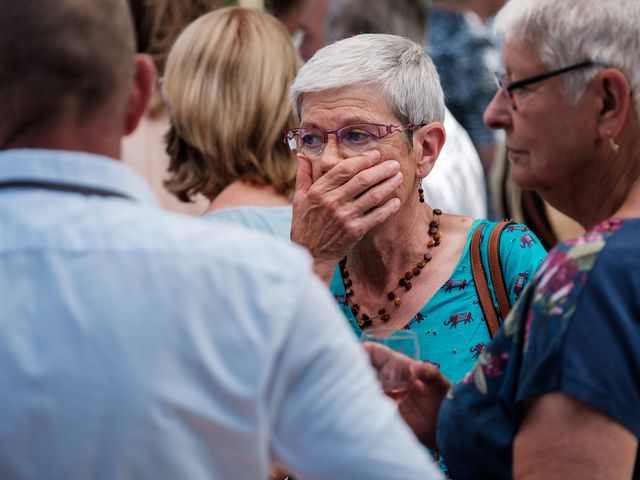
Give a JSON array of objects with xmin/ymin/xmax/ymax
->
[{"xmin": 439, "ymin": 217, "xmax": 630, "ymax": 480}]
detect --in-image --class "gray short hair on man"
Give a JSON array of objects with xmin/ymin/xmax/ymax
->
[
  {"xmin": 289, "ymin": 33, "xmax": 445, "ymax": 126},
  {"xmin": 494, "ymin": 0, "xmax": 640, "ymax": 117}
]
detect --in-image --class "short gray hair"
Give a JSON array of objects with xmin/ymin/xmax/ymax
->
[
  {"xmin": 290, "ymin": 33, "xmax": 445, "ymax": 126},
  {"xmin": 494, "ymin": 0, "xmax": 640, "ymax": 117}
]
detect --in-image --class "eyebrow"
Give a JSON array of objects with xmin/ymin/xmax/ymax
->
[{"xmin": 299, "ymin": 117, "xmax": 379, "ymax": 129}]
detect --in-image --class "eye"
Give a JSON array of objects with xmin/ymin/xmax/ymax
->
[
  {"xmin": 342, "ymin": 126, "xmax": 376, "ymax": 145},
  {"xmin": 300, "ymin": 130, "xmax": 324, "ymax": 148}
]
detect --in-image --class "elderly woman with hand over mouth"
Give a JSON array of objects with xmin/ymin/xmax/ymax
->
[{"xmin": 287, "ymin": 34, "xmax": 545, "ymax": 395}]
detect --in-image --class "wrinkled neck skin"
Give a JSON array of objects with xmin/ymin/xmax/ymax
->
[
  {"xmin": 347, "ymin": 188, "xmax": 432, "ymax": 295},
  {"xmin": 543, "ymin": 127, "xmax": 640, "ymax": 231},
  {"xmin": 204, "ymin": 180, "xmax": 291, "ymax": 215}
]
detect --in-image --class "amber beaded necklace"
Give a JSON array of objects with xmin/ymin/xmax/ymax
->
[{"xmin": 340, "ymin": 208, "xmax": 442, "ymax": 329}]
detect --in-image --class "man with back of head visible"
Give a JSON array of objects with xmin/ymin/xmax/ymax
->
[{"xmin": 0, "ymin": 1, "xmax": 442, "ymax": 478}]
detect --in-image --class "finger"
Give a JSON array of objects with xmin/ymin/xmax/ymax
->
[
  {"xmin": 362, "ymin": 341, "xmax": 395, "ymax": 368},
  {"xmin": 294, "ymin": 153, "xmax": 313, "ymax": 196},
  {"xmin": 410, "ymin": 362, "xmax": 451, "ymax": 394},
  {"xmin": 313, "ymin": 150, "xmax": 387, "ymax": 193},
  {"xmin": 349, "ymin": 171, "xmax": 403, "ymax": 215},
  {"xmin": 341, "ymin": 161, "xmax": 403, "ymax": 201},
  {"xmin": 344, "ymin": 197, "xmax": 401, "ymax": 240},
  {"xmin": 305, "ymin": 161, "xmax": 401, "ymax": 217}
]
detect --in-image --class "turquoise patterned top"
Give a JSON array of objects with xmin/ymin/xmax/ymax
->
[{"xmin": 330, "ymin": 219, "xmax": 547, "ymax": 384}]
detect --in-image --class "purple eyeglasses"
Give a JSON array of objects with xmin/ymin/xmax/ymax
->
[{"xmin": 283, "ymin": 122, "xmax": 423, "ymax": 156}]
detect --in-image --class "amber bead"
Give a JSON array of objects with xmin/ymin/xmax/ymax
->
[
  {"xmin": 418, "ymin": 260, "xmax": 426, "ymax": 268},
  {"xmin": 412, "ymin": 267, "xmax": 421, "ymax": 276},
  {"xmin": 427, "ymin": 239, "xmax": 435, "ymax": 248},
  {"xmin": 434, "ymin": 231, "xmax": 442, "ymax": 240},
  {"xmin": 404, "ymin": 271, "xmax": 413, "ymax": 280},
  {"xmin": 394, "ymin": 297, "xmax": 402, "ymax": 306}
]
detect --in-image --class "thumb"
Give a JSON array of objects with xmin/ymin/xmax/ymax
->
[{"xmin": 411, "ymin": 362, "xmax": 451, "ymax": 394}]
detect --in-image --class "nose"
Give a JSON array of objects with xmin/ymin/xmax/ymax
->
[
  {"xmin": 483, "ymin": 90, "xmax": 513, "ymax": 130},
  {"xmin": 317, "ymin": 135, "xmax": 348, "ymax": 174}
]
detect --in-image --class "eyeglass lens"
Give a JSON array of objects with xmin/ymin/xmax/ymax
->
[{"xmin": 288, "ymin": 124, "xmax": 385, "ymax": 156}]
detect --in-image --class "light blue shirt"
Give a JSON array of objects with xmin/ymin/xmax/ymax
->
[
  {"xmin": 0, "ymin": 149, "xmax": 441, "ymax": 480},
  {"xmin": 204, "ymin": 205, "xmax": 292, "ymax": 241}
]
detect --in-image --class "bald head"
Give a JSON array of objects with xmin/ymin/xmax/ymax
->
[{"xmin": 0, "ymin": 0, "xmax": 137, "ymax": 144}]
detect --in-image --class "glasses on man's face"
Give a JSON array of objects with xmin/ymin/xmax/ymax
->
[
  {"xmin": 493, "ymin": 60, "xmax": 602, "ymax": 110},
  {"xmin": 283, "ymin": 123, "xmax": 422, "ymax": 157}
]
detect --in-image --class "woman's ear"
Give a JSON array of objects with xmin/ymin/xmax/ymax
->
[
  {"xmin": 596, "ymin": 68, "xmax": 631, "ymax": 140},
  {"xmin": 414, "ymin": 122, "xmax": 446, "ymax": 178},
  {"xmin": 124, "ymin": 54, "xmax": 156, "ymax": 135}
]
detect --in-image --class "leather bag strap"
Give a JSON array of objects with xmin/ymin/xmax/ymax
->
[
  {"xmin": 488, "ymin": 220, "xmax": 513, "ymax": 322},
  {"xmin": 470, "ymin": 223, "xmax": 501, "ymax": 338}
]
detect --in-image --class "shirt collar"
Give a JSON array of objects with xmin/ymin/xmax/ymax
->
[{"xmin": 0, "ymin": 149, "xmax": 159, "ymax": 206}]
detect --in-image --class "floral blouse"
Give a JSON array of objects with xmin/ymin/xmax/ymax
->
[{"xmin": 438, "ymin": 217, "xmax": 640, "ymax": 479}]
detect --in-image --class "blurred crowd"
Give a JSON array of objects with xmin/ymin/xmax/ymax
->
[{"xmin": 1, "ymin": 0, "xmax": 639, "ymax": 478}]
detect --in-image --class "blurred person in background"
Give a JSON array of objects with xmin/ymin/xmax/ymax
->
[
  {"xmin": 428, "ymin": 0, "xmax": 507, "ymax": 171},
  {"xmin": 162, "ymin": 7, "xmax": 299, "ymax": 239},
  {"xmin": 122, "ymin": 0, "xmax": 236, "ymax": 214}
]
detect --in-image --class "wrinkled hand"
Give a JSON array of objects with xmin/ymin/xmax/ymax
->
[
  {"xmin": 290, "ymin": 152, "xmax": 403, "ymax": 283},
  {"xmin": 364, "ymin": 342, "xmax": 451, "ymax": 450}
]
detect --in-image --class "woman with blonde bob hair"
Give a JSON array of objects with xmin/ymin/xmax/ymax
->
[{"xmin": 162, "ymin": 7, "xmax": 300, "ymax": 238}]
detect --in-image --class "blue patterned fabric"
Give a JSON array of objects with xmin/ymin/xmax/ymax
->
[
  {"xmin": 438, "ymin": 218, "xmax": 640, "ymax": 479},
  {"xmin": 428, "ymin": 8, "xmax": 500, "ymax": 149}
]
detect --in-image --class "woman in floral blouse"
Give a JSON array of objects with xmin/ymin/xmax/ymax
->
[{"xmin": 374, "ymin": 0, "xmax": 640, "ymax": 478}]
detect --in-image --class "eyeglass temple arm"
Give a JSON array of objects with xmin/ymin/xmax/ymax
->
[{"xmin": 507, "ymin": 60, "xmax": 596, "ymax": 92}]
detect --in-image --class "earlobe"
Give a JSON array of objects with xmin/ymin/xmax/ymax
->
[
  {"xmin": 124, "ymin": 54, "xmax": 156, "ymax": 135},
  {"xmin": 414, "ymin": 122, "xmax": 446, "ymax": 178}
]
